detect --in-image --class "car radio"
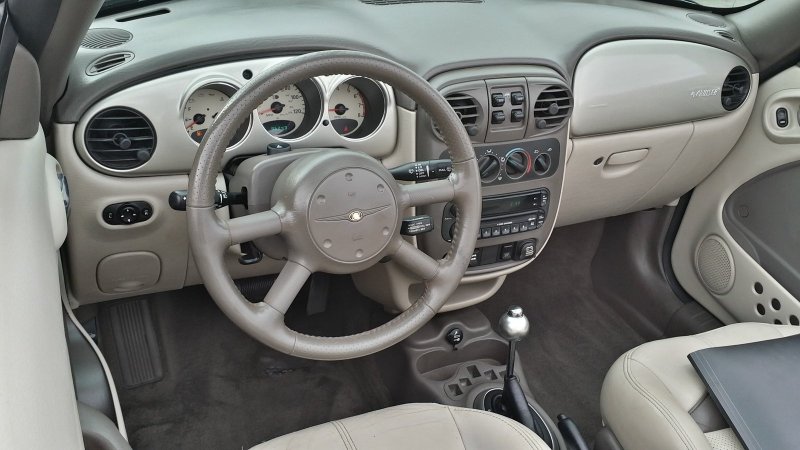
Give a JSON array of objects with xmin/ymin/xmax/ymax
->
[{"xmin": 441, "ymin": 189, "xmax": 550, "ymax": 242}]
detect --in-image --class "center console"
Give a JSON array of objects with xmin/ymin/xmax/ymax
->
[
  {"xmin": 353, "ymin": 66, "xmax": 570, "ymax": 313},
  {"xmin": 377, "ymin": 307, "xmax": 567, "ymax": 450},
  {"xmin": 416, "ymin": 67, "xmax": 570, "ymax": 277}
]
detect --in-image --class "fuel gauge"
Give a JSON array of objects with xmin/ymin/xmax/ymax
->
[{"xmin": 182, "ymin": 83, "xmax": 251, "ymax": 147}]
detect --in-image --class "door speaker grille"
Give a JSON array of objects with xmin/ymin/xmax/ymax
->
[{"xmin": 696, "ymin": 235, "xmax": 735, "ymax": 295}]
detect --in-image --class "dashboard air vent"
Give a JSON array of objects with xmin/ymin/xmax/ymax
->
[
  {"xmin": 84, "ymin": 108, "xmax": 156, "ymax": 170},
  {"xmin": 715, "ymin": 30, "xmax": 736, "ymax": 41},
  {"xmin": 81, "ymin": 28, "xmax": 132, "ymax": 49},
  {"xmin": 533, "ymin": 86, "xmax": 573, "ymax": 131},
  {"xmin": 86, "ymin": 52, "xmax": 134, "ymax": 76},
  {"xmin": 721, "ymin": 66, "xmax": 750, "ymax": 111},
  {"xmin": 433, "ymin": 93, "xmax": 481, "ymax": 139}
]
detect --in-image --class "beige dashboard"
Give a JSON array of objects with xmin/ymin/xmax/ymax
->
[{"xmin": 58, "ymin": 41, "xmax": 758, "ymax": 310}]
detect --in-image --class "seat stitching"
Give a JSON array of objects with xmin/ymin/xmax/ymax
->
[
  {"xmin": 451, "ymin": 407, "xmax": 546, "ymax": 450},
  {"xmin": 623, "ymin": 351, "xmax": 696, "ymax": 450},
  {"xmin": 332, "ymin": 420, "xmax": 355, "ymax": 450},
  {"xmin": 446, "ymin": 406, "xmax": 468, "ymax": 450}
]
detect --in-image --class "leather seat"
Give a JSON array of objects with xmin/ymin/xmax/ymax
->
[
  {"xmin": 600, "ymin": 323, "xmax": 800, "ymax": 450},
  {"xmin": 251, "ymin": 403, "xmax": 550, "ymax": 449}
]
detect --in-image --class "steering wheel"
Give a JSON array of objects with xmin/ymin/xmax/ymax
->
[{"xmin": 187, "ymin": 51, "xmax": 481, "ymax": 360}]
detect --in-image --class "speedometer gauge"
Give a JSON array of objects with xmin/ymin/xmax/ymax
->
[
  {"xmin": 328, "ymin": 81, "xmax": 366, "ymax": 137},
  {"xmin": 182, "ymin": 83, "xmax": 250, "ymax": 147},
  {"xmin": 258, "ymin": 85, "xmax": 306, "ymax": 137}
]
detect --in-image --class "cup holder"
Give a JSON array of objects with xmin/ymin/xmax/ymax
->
[{"xmin": 415, "ymin": 339, "xmax": 508, "ymax": 379}]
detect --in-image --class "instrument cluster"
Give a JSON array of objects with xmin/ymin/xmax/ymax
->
[
  {"xmin": 74, "ymin": 57, "xmax": 398, "ymax": 176},
  {"xmin": 182, "ymin": 75, "xmax": 389, "ymax": 148}
]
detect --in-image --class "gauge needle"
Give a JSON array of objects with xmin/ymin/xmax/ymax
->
[{"xmin": 185, "ymin": 120, "xmax": 195, "ymax": 130}]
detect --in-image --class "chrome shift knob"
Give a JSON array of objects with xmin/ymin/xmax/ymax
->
[{"xmin": 498, "ymin": 305, "xmax": 530, "ymax": 341}]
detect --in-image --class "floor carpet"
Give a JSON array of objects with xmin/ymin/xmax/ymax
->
[
  {"xmin": 99, "ymin": 279, "xmax": 392, "ymax": 450},
  {"xmin": 100, "ymin": 220, "xmax": 644, "ymax": 448}
]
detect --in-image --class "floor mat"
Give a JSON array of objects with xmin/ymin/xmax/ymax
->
[
  {"xmin": 99, "ymin": 280, "xmax": 391, "ymax": 450},
  {"xmin": 478, "ymin": 220, "xmax": 646, "ymax": 441}
]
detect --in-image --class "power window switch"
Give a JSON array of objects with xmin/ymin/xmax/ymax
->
[
  {"xmin": 511, "ymin": 109, "xmax": 525, "ymax": 123},
  {"xmin": 777, "ymin": 107, "xmax": 790, "ymax": 128},
  {"xmin": 499, "ymin": 244, "xmax": 514, "ymax": 261},
  {"xmin": 491, "ymin": 93, "xmax": 505, "ymax": 107},
  {"xmin": 491, "ymin": 111, "xmax": 506, "ymax": 124},
  {"xmin": 469, "ymin": 249, "xmax": 482, "ymax": 267},
  {"xmin": 510, "ymin": 91, "xmax": 525, "ymax": 105}
]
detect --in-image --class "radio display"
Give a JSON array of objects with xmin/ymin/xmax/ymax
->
[{"xmin": 482, "ymin": 191, "xmax": 545, "ymax": 218}]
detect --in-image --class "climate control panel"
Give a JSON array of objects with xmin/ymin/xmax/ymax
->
[{"xmin": 473, "ymin": 138, "xmax": 559, "ymax": 186}]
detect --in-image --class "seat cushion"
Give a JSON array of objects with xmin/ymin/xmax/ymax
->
[
  {"xmin": 601, "ymin": 323, "xmax": 800, "ymax": 450},
  {"xmin": 251, "ymin": 403, "xmax": 550, "ymax": 450}
]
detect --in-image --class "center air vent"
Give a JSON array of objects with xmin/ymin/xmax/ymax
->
[
  {"xmin": 721, "ymin": 66, "xmax": 750, "ymax": 111},
  {"xmin": 433, "ymin": 93, "xmax": 481, "ymax": 139},
  {"xmin": 84, "ymin": 107, "xmax": 156, "ymax": 170},
  {"xmin": 533, "ymin": 86, "xmax": 572, "ymax": 131},
  {"xmin": 86, "ymin": 52, "xmax": 134, "ymax": 76}
]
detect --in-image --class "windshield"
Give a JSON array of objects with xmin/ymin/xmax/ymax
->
[{"xmin": 98, "ymin": 0, "xmax": 763, "ymax": 18}]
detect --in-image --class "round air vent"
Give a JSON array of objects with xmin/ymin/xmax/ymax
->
[
  {"xmin": 86, "ymin": 52, "xmax": 134, "ymax": 76},
  {"xmin": 433, "ymin": 92, "xmax": 481, "ymax": 139},
  {"xmin": 721, "ymin": 66, "xmax": 750, "ymax": 111},
  {"xmin": 695, "ymin": 235, "xmax": 735, "ymax": 295},
  {"xmin": 81, "ymin": 28, "xmax": 132, "ymax": 49},
  {"xmin": 533, "ymin": 86, "xmax": 572, "ymax": 132},
  {"xmin": 84, "ymin": 107, "xmax": 156, "ymax": 170}
]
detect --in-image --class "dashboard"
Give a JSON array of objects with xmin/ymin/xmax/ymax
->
[
  {"xmin": 75, "ymin": 59, "xmax": 398, "ymax": 175},
  {"xmin": 55, "ymin": 0, "xmax": 759, "ymax": 311}
]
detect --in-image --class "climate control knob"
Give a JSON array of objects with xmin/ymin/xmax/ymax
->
[
  {"xmin": 533, "ymin": 153, "xmax": 552, "ymax": 175},
  {"xmin": 504, "ymin": 149, "xmax": 530, "ymax": 180},
  {"xmin": 477, "ymin": 155, "xmax": 501, "ymax": 182}
]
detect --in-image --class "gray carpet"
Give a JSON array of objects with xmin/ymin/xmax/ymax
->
[
  {"xmin": 101, "ymin": 220, "xmax": 644, "ymax": 448},
  {"xmin": 99, "ymin": 279, "xmax": 392, "ymax": 450},
  {"xmin": 478, "ymin": 220, "xmax": 646, "ymax": 441}
]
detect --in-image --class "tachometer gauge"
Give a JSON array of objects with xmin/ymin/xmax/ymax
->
[
  {"xmin": 328, "ymin": 81, "xmax": 367, "ymax": 137},
  {"xmin": 258, "ymin": 84, "xmax": 306, "ymax": 137},
  {"xmin": 182, "ymin": 83, "xmax": 250, "ymax": 147},
  {"xmin": 328, "ymin": 78, "xmax": 387, "ymax": 139}
]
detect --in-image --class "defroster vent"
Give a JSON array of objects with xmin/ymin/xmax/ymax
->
[
  {"xmin": 84, "ymin": 107, "xmax": 156, "ymax": 170},
  {"xmin": 533, "ymin": 86, "xmax": 572, "ymax": 131},
  {"xmin": 721, "ymin": 66, "xmax": 750, "ymax": 111},
  {"xmin": 86, "ymin": 52, "xmax": 134, "ymax": 75}
]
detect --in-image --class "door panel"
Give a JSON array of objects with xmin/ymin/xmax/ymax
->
[{"xmin": 673, "ymin": 65, "xmax": 800, "ymax": 325}]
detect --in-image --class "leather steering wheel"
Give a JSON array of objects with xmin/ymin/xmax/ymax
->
[{"xmin": 187, "ymin": 51, "xmax": 481, "ymax": 360}]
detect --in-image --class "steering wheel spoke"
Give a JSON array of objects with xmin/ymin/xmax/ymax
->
[
  {"xmin": 398, "ymin": 178, "xmax": 456, "ymax": 208},
  {"xmin": 263, "ymin": 260, "xmax": 312, "ymax": 314},
  {"xmin": 224, "ymin": 209, "xmax": 282, "ymax": 246},
  {"xmin": 391, "ymin": 239, "xmax": 442, "ymax": 281}
]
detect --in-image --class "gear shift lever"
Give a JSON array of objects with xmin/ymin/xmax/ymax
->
[{"xmin": 496, "ymin": 305, "xmax": 536, "ymax": 429}]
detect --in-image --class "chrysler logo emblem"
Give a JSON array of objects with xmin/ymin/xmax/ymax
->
[
  {"xmin": 348, "ymin": 210, "xmax": 364, "ymax": 222},
  {"xmin": 316, "ymin": 205, "xmax": 390, "ymax": 223}
]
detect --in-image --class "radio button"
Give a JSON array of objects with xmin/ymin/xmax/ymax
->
[
  {"xmin": 519, "ymin": 223, "xmax": 529, "ymax": 232},
  {"xmin": 501, "ymin": 225, "xmax": 511, "ymax": 235},
  {"xmin": 492, "ymin": 227, "xmax": 502, "ymax": 237},
  {"xmin": 481, "ymin": 228, "xmax": 492, "ymax": 239},
  {"xmin": 511, "ymin": 224, "xmax": 520, "ymax": 234}
]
